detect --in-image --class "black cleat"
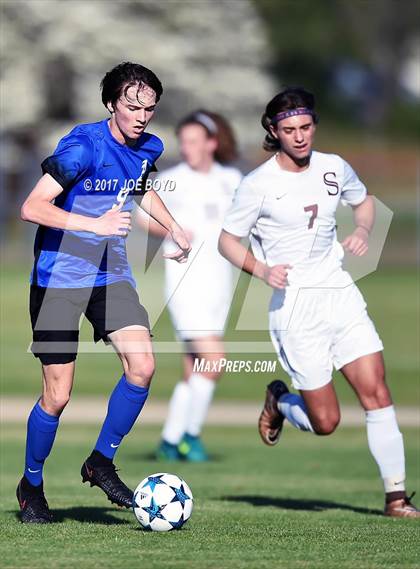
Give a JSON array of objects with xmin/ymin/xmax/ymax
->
[
  {"xmin": 16, "ymin": 477, "xmax": 53, "ymax": 524},
  {"xmin": 81, "ymin": 459, "xmax": 133, "ymax": 509},
  {"xmin": 258, "ymin": 380, "xmax": 289, "ymax": 446}
]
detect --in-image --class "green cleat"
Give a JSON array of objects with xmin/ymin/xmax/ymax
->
[
  {"xmin": 156, "ymin": 440, "xmax": 183, "ymax": 461},
  {"xmin": 178, "ymin": 434, "xmax": 209, "ymax": 462}
]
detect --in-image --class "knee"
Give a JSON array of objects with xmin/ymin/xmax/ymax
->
[
  {"xmin": 201, "ymin": 353, "xmax": 226, "ymax": 381},
  {"xmin": 124, "ymin": 354, "xmax": 155, "ymax": 387},
  {"xmin": 372, "ymin": 384, "xmax": 392, "ymax": 409},
  {"xmin": 313, "ymin": 413, "xmax": 340, "ymax": 436},
  {"xmin": 360, "ymin": 373, "xmax": 392, "ymax": 410},
  {"xmin": 42, "ymin": 369, "xmax": 72, "ymax": 415},
  {"xmin": 42, "ymin": 388, "xmax": 71, "ymax": 415}
]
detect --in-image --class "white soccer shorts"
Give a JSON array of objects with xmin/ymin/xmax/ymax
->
[
  {"xmin": 165, "ymin": 255, "xmax": 232, "ymax": 341},
  {"xmin": 269, "ymin": 283, "xmax": 384, "ymax": 391}
]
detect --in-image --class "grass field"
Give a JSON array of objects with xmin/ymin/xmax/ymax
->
[
  {"xmin": 1, "ymin": 264, "xmax": 419, "ymax": 568},
  {"xmin": 1, "ymin": 265, "xmax": 419, "ymax": 405},
  {"xmin": 1, "ymin": 424, "xmax": 419, "ymax": 569}
]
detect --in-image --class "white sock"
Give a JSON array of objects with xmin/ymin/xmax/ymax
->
[
  {"xmin": 185, "ymin": 373, "xmax": 216, "ymax": 437},
  {"xmin": 278, "ymin": 393, "xmax": 314, "ymax": 433},
  {"xmin": 161, "ymin": 381, "xmax": 192, "ymax": 445},
  {"xmin": 366, "ymin": 405, "xmax": 406, "ymax": 493}
]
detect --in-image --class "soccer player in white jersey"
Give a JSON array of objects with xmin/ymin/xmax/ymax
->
[
  {"xmin": 138, "ymin": 111, "xmax": 241, "ymax": 461},
  {"xmin": 219, "ymin": 87, "xmax": 419, "ymax": 517}
]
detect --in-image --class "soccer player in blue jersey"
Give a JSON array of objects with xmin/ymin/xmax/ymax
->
[{"xmin": 16, "ymin": 62, "xmax": 191, "ymax": 523}]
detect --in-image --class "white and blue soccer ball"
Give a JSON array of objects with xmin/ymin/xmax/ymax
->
[{"xmin": 133, "ymin": 472, "xmax": 193, "ymax": 532}]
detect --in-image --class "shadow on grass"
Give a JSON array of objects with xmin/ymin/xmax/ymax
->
[
  {"xmin": 124, "ymin": 451, "xmax": 225, "ymax": 464},
  {"xmin": 129, "ymin": 525, "xmax": 191, "ymax": 533},
  {"xmin": 12, "ymin": 506, "xmax": 131, "ymax": 525},
  {"xmin": 222, "ymin": 495, "xmax": 382, "ymax": 516}
]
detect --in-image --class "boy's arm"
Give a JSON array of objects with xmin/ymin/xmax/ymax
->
[
  {"xmin": 137, "ymin": 211, "xmax": 169, "ymax": 239},
  {"xmin": 218, "ymin": 230, "xmax": 265, "ymax": 278},
  {"xmin": 139, "ymin": 189, "xmax": 191, "ymax": 262},
  {"xmin": 218, "ymin": 230, "xmax": 290, "ymax": 289},
  {"xmin": 136, "ymin": 190, "xmax": 169, "ymax": 239},
  {"xmin": 341, "ymin": 195, "xmax": 375, "ymax": 256},
  {"xmin": 21, "ymin": 174, "xmax": 131, "ymax": 237}
]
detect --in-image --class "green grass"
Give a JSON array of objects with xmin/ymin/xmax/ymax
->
[
  {"xmin": 1, "ymin": 265, "xmax": 419, "ymax": 406},
  {"xmin": 1, "ymin": 424, "xmax": 419, "ymax": 568}
]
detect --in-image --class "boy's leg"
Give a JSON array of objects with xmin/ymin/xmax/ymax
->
[
  {"xmin": 25, "ymin": 362, "xmax": 75, "ymax": 484},
  {"xmin": 160, "ymin": 337, "xmax": 224, "ymax": 461},
  {"xmin": 81, "ymin": 326, "xmax": 154, "ymax": 508},
  {"xmin": 18, "ymin": 361, "xmax": 75, "ymax": 523},
  {"xmin": 263, "ymin": 289, "xmax": 339, "ymax": 443},
  {"xmin": 19, "ymin": 284, "xmax": 81, "ymax": 522},
  {"xmin": 299, "ymin": 382, "xmax": 340, "ymax": 434},
  {"xmin": 160, "ymin": 354, "xmax": 193, "ymax": 450},
  {"xmin": 261, "ymin": 310, "xmax": 339, "ymax": 444},
  {"xmin": 341, "ymin": 352, "xmax": 419, "ymax": 518},
  {"xmin": 259, "ymin": 379, "xmax": 340, "ymax": 444},
  {"xmin": 184, "ymin": 337, "xmax": 223, "ymax": 438}
]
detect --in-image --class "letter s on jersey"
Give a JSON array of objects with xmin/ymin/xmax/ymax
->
[{"xmin": 323, "ymin": 172, "xmax": 339, "ymax": 196}]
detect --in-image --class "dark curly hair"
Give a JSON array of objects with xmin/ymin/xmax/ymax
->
[
  {"xmin": 101, "ymin": 62, "xmax": 163, "ymax": 111},
  {"xmin": 261, "ymin": 87, "xmax": 318, "ymax": 152},
  {"xmin": 176, "ymin": 110, "xmax": 238, "ymax": 164}
]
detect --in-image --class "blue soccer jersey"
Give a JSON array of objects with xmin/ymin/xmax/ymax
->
[{"xmin": 31, "ymin": 119, "xmax": 163, "ymax": 288}]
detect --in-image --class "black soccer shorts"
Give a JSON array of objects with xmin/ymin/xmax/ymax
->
[{"xmin": 30, "ymin": 281, "xmax": 151, "ymax": 365}]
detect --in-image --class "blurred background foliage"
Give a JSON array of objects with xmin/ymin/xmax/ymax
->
[
  {"xmin": 0, "ymin": 0, "xmax": 418, "ymax": 401},
  {"xmin": 255, "ymin": 0, "xmax": 420, "ymax": 136},
  {"xmin": 1, "ymin": 0, "xmax": 418, "ymax": 261}
]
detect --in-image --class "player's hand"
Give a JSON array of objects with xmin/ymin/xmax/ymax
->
[
  {"xmin": 183, "ymin": 228, "xmax": 194, "ymax": 242},
  {"xmin": 163, "ymin": 225, "xmax": 192, "ymax": 263},
  {"xmin": 341, "ymin": 227, "xmax": 369, "ymax": 256},
  {"xmin": 93, "ymin": 204, "xmax": 132, "ymax": 237},
  {"xmin": 263, "ymin": 264, "xmax": 292, "ymax": 289}
]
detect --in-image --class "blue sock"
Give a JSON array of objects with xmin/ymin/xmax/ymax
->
[
  {"xmin": 94, "ymin": 374, "xmax": 149, "ymax": 459},
  {"xmin": 24, "ymin": 401, "xmax": 59, "ymax": 486}
]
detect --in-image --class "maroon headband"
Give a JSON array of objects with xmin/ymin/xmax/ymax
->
[{"xmin": 270, "ymin": 108, "xmax": 315, "ymax": 125}]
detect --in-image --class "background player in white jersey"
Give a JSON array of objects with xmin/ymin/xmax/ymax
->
[
  {"xmin": 138, "ymin": 111, "xmax": 241, "ymax": 461},
  {"xmin": 219, "ymin": 87, "xmax": 419, "ymax": 517}
]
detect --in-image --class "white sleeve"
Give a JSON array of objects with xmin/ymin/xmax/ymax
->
[
  {"xmin": 340, "ymin": 159, "xmax": 367, "ymax": 206},
  {"xmin": 222, "ymin": 178, "xmax": 264, "ymax": 237},
  {"xmin": 221, "ymin": 167, "xmax": 243, "ymax": 196},
  {"xmin": 153, "ymin": 170, "xmax": 175, "ymax": 208},
  {"xmin": 231, "ymin": 168, "xmax": 243, "ymax": 190}
]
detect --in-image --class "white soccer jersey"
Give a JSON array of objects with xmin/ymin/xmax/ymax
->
[
  {"xmin": 223, "ymin": 150, "xmax": 383, "ymax": 390},
  {"xmin": 223, "ymin": 151, "xmax": 367, "ymax": 287},
  {"xmin": 157, "ymin": 162, "xmax": 242, "ymax": 338}
]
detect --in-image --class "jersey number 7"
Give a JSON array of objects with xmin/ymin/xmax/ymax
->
[{"xmin": 304, "ymin": 204, "xmax": 318, "ymax": 229}]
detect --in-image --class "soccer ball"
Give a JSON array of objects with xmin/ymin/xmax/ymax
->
[{"xmin": 133, "ymin": 472, "xmax": 193, "ymax": 531}]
